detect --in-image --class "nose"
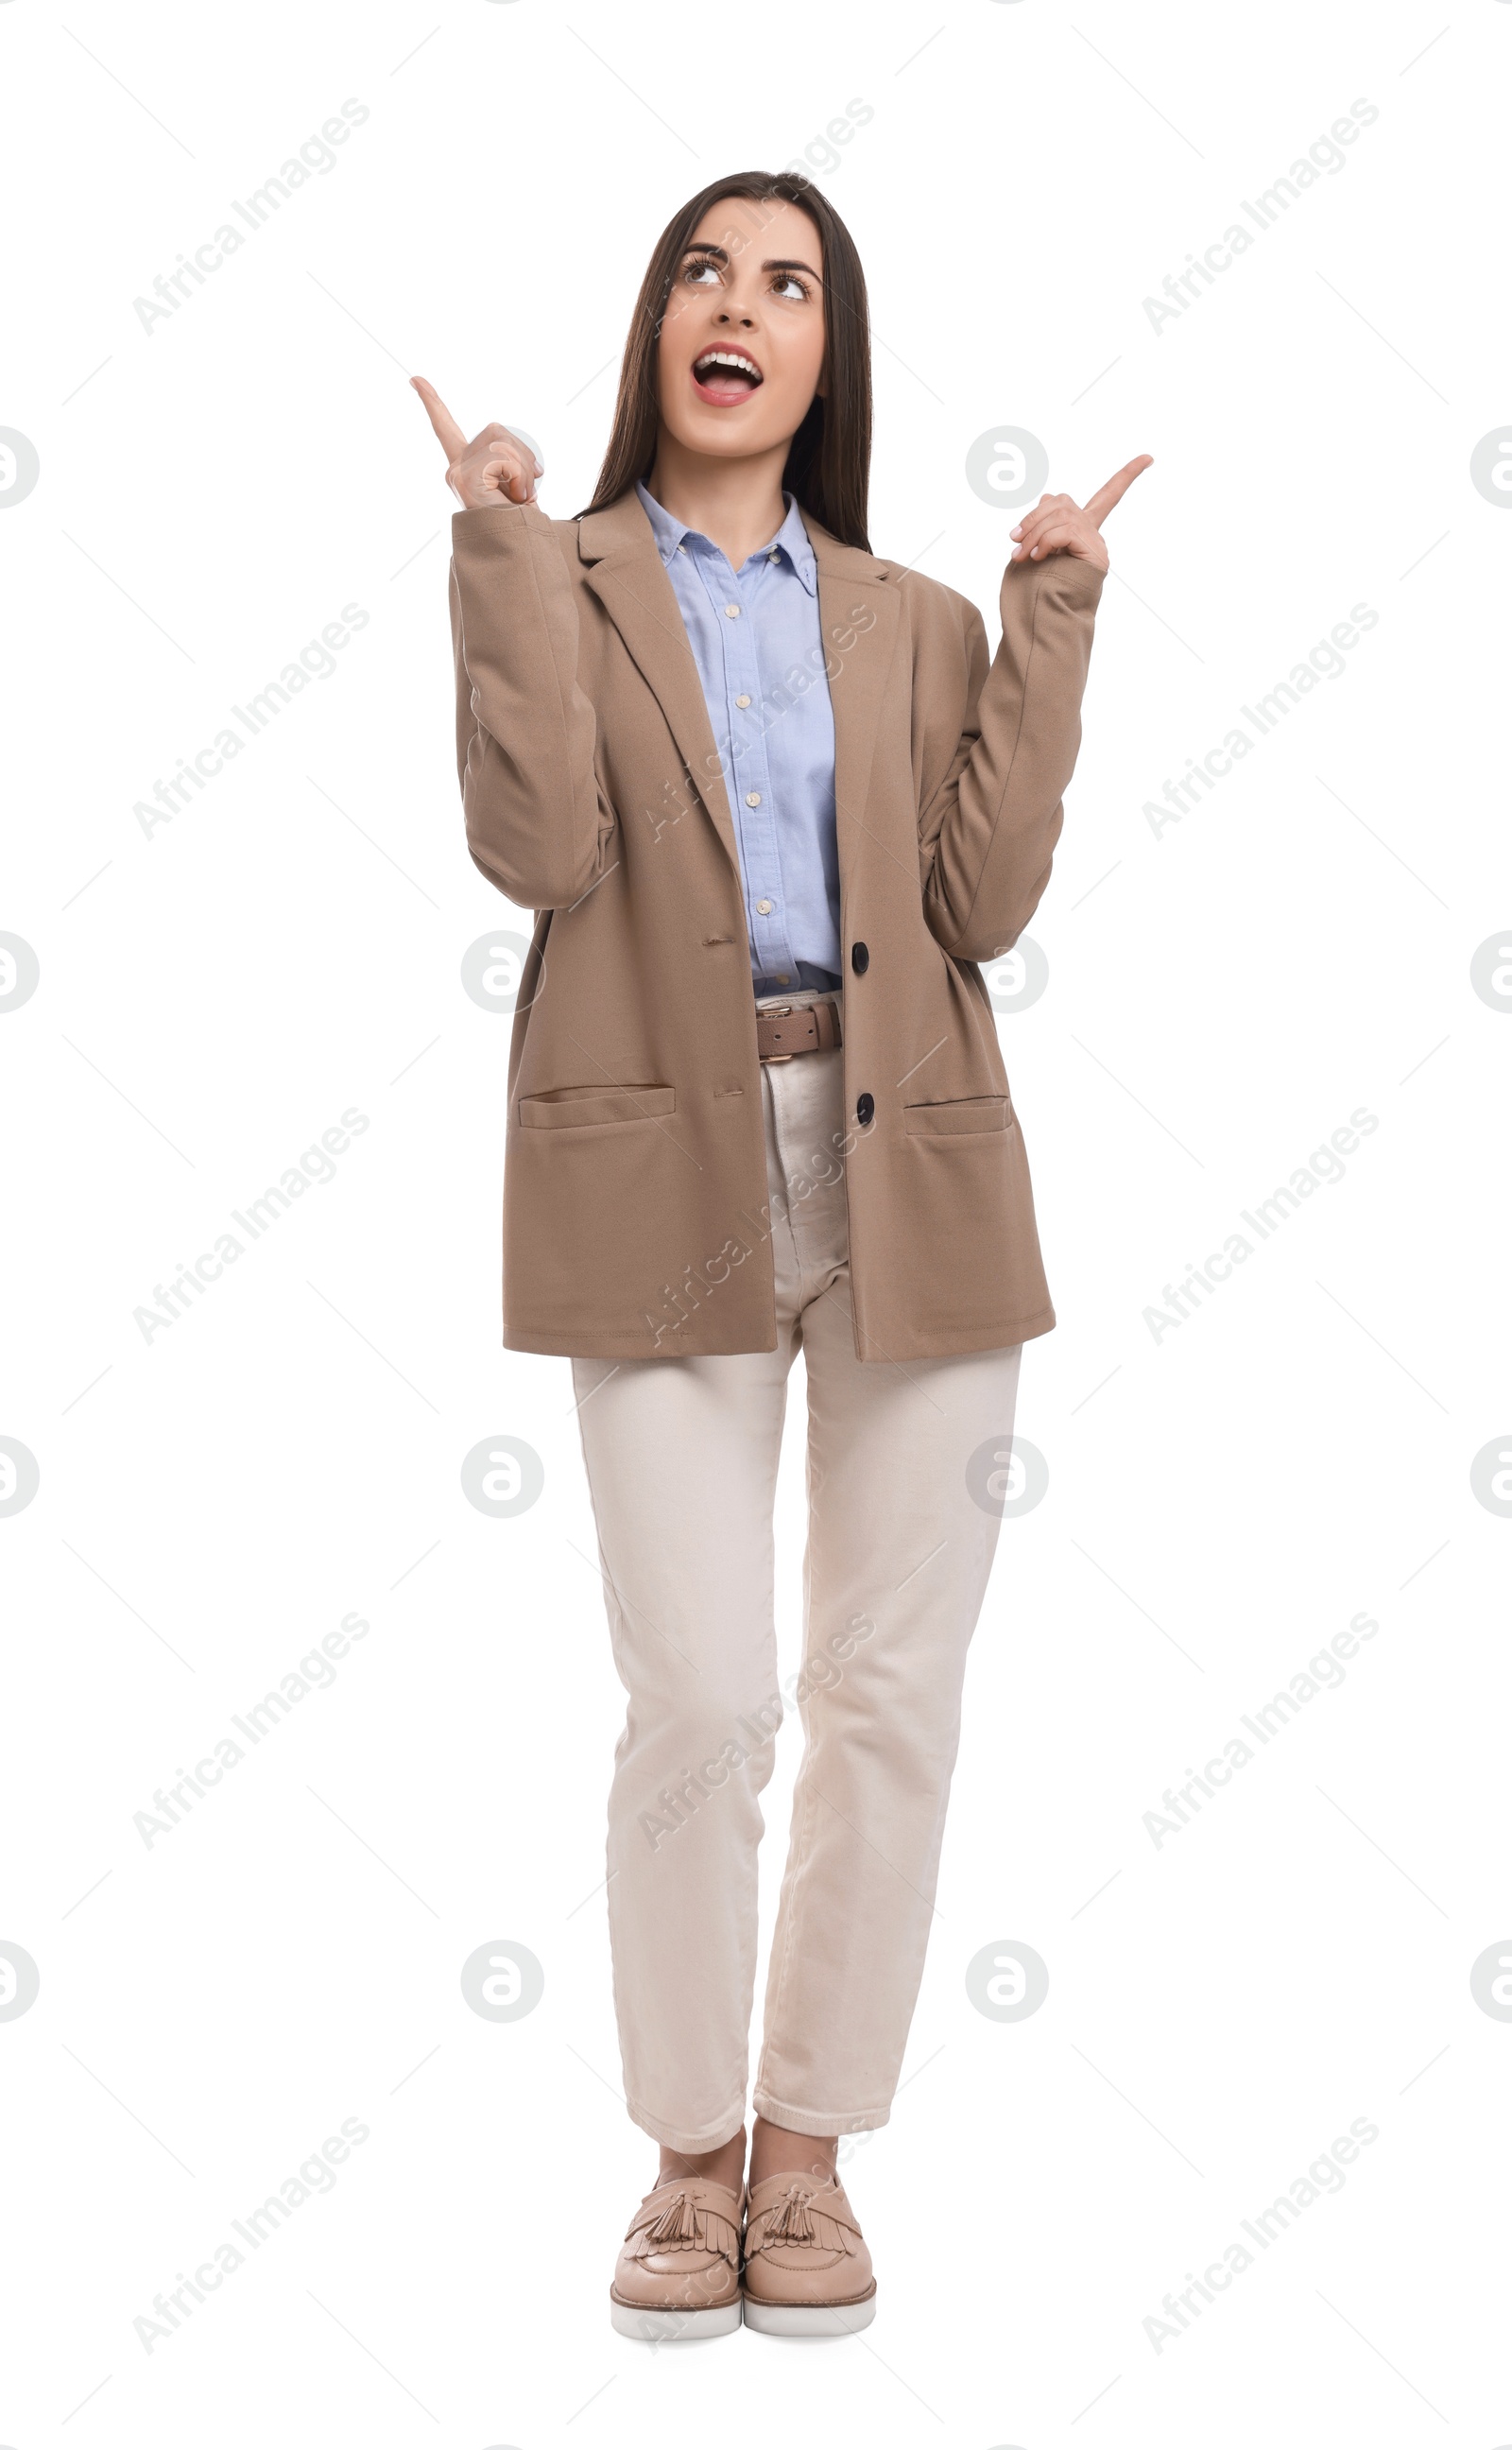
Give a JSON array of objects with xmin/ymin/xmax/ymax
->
[{"xmin": 714, "ymin": 302, "xmax": 757, "ymax": 330}]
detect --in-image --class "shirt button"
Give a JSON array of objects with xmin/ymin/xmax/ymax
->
[
  {"xmin": 735, "ymin": 694, "xmax": 751, "ymax": 708},
  {"xmin": 856, "ymin": 1093, "xmax": 875, "ymax": 1128},
  {"xmin": 756, "ymin": 899, "xmax": 773, "ymax": 916},
  {"xmin": 768, "ymin": 548, "xmax": 780, "ymax": 561},
  {"xmin": 724, "ymin": 603, "xmax": 740, "ymax": 618},
  {"xmin": 850, "ymin": 941, "xmax": 870, "ymax": 975},
  {"xmin": 746, "ymin": 791, "xmax": 762, "ymax": 807}
]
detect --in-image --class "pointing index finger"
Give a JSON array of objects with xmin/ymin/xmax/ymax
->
[
  {"xmin": 411, "ymin": 375, "xmax": 469, "ymax": 462},
  {"xmin": 1086, "ymin": 455, "xmax": 1154, "ymax": 528}
]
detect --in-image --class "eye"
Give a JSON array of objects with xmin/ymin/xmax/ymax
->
[
  {"xmin": 681, "ymin": 253, "xmax": 723, "ymax": 287},
  {"xmin": 772, "ymin": 271, "xmax": 811, "ymax": 302}
]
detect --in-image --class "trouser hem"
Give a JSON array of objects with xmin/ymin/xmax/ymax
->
[
  {"xmin": 627, "ymin": 2096, "xmax": 747, "ymax": 2156},
  {"xmin": 751, "ymin": 2087, "xmax": 893, "ymax": 2138}
]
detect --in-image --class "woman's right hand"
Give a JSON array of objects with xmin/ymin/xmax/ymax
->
[{"xmin": 411, "ymin": 376, "xmax": 543, "ymax": 509}]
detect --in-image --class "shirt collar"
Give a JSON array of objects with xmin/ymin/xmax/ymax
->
[{"xmin": 636, "ymin": 480, "xmax": 818, "ymax": 596}]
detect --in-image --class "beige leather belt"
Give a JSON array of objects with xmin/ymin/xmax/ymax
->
[{"xmin": 756, "ymin": 999, "xmax": 843, "ymax": 1062}]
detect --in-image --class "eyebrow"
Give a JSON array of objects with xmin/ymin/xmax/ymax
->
[{"xmin": 681, "ymin": 243, "xmax": 822, "ymax": 280}]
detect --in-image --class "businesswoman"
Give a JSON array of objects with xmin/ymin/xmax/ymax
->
[{"xmin": 416, "ymin": 169, "xmax": 1147, "ymax": 2339}]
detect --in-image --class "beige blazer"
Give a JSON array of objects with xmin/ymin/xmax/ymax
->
[{"xmin": 448, "ymin": 490, "xmax": 1102, "ymax": 1362}]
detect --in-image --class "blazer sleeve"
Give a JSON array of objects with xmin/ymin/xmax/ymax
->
[
  {"xmin": 917, "ymin": 552, "xmax": 1103, "ymax": 960},
  {"xmin": 448, "ymin": 503, "xmax": 617, "ymax": 909}
]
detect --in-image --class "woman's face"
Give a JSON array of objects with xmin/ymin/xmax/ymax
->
[{"xmin": 655, "ymin": 197, "xmax": 827, "ymax": 462}]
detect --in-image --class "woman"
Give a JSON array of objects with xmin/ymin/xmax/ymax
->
[{"xmin": 416, "ymin": 169, "xmax": 1147, "ymax": 2340}]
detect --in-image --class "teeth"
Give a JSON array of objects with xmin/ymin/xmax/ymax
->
[{"xmin": 696, "ymin": 351, "xmax": 761, "ymax": 380}]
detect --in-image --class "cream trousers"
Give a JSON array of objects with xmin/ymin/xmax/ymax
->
[{"xmin": 572, "ymin": 990, "xmax": 1022, "ymax": 2153}]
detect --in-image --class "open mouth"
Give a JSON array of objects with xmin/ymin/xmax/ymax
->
[{"xmin": 691, "ymin": 348, "xmax": 764, "ymax": 406}]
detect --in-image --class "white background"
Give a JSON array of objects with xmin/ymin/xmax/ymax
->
[{"xmin": 3, "ymin": 0, "xmax": 1510, "ymax": 2441}]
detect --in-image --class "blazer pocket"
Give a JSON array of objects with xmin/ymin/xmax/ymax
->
[
  {"xmin": 904, "ymin": 1095, "xmax": 1013, "ymax": 1136},
  {"xmin": 519, "ymin": 1084, "xmax": 676, "ymax": 1130}
]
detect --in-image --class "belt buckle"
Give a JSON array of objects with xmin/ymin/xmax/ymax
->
[{"xmin": 761, "ymin": 1001, "xmax": 798, "ymax": 1062}]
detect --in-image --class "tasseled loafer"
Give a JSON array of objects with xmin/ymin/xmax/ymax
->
[
  {"xmin": 610, "ymin": 2176, "xmax": 746, "ymax": 2339},
  {"xmin": 741, "ymin": 2171, "xmax": 877, "ymax": 2336}
]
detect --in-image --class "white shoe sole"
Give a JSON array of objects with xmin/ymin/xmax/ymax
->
[
  {"xmin": 610, "ymin": 2294, "xmax": 743, "ymax": 2342},
  {"xmin": 742, "ymin": 2290, "xmax": 877, "ymax": 2338}
]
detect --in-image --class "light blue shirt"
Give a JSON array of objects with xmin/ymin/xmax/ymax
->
[{"xmin": 636, "ymin": 480, "xmax": 842, "ymax": 994}]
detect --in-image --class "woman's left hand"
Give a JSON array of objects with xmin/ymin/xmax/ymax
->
[{"xmin": 1009, "ymin": 455, "xmax": 1153, "ymax": 574}]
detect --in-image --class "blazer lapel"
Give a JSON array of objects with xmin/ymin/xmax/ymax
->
[
  {"xmin": 577, "ymin": 493, "xmax": 902, "ymax": 903},
  {"xmin": 578, "ymin": 494, "xmax": 739, "ymax": 873},
  {"xmin": 801, "ymin": 515, "xmax": 902, "ymax": 902}
]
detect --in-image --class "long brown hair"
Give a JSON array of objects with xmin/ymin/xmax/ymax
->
[{"xmin": 583, "ymin": 172, "xmax": 872, "ymax": 551}]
